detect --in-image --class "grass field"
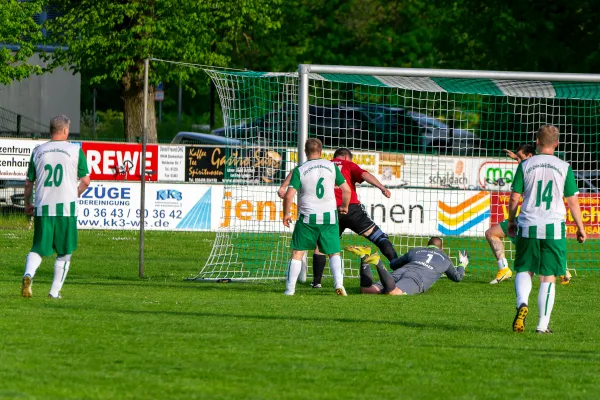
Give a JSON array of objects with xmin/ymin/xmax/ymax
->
[{"xmin": 1, "ymin": 229, "xmax": 600, "ymax": 400}]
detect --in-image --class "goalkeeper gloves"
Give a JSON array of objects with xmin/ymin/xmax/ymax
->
[{"xmin": 458, "ymin": 250, "xmax": 469, "ymax": 268}]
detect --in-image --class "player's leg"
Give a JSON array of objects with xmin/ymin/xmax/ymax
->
[
  {"xmin": 357, "ymin": 253, "xmax": 383, "ymax": 294},
  {"xmin": 536, "ymin": 236, "xmax": 566, "ymax": 333},
  {"xmin": 486, "ymin": 222, "xmax": 513, "ymax": 284},
  {"xmin": 22, "ymin": 216, "xmax": 55, "ymax": 297},
  {"xmin": 311, "ymin": 214, "xmax": 349, "ymax": 288},
  {"xmin": 360, "ymin": 253, "xmax": 404, "ymax": 295},
  {"xmin": 285, "ymin": 250, "xmax": 307, "ymax": 296},
  {"xmin": 311, "ymin": 247, "xmax": 327, "ymax": 288},
  {"xmin": 346, "ymin": 204, "xmax": 397, "ymax": 261},
  {"xmin": 48, "ymin": 216, "xmax": 78, "ymax": 299},
  {"xmin": 318, "ymin": 223, "xmax": 346, "ymax": 295},
  {"xmin": 512, "ymin": 236, "xmax": 540, "ymax": 332},
  {"xmin": 364, "ymin": 253, "xmax": 397, "ymax": 292},
  {"xmin": 286, "ymin": 220, "xmax": 318, "ymax": 295},
  {"xmin": 49, "ymin": 254, "xmax": 71, "ymax": 299}
]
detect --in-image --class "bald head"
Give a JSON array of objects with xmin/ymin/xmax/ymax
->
[{"xmin": 427, "ymin": 237, "xmax": 443, "ymax": 249}]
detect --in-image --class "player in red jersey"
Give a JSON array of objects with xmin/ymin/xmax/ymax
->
[{"xmin": 278, "ymin": 148, "xmax": 396, "ymax": 288}]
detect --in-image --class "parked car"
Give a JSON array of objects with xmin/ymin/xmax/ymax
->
[
  {"xmin": 573, "ymin": 171, "xmax": 600, "ymax": 194},
  {"xmin": 211, "ymin": 104, "xmax": 482, "ymax": 155},
  {"xmin": 0, "ymin": 180, "xmax": 26, "ymax": 211},
  {"xmin": 171, "ymin": 131, "xmax": 245, "ymax": 146}
]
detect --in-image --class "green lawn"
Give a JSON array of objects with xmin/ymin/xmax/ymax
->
[{"xmin": 1, "ymin": 230, "xmax": 600, "ymax": 400}]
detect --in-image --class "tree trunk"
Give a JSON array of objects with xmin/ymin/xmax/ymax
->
[{"xmin": 121, "ymin": 70, "xmax": 157, "ymax": 143}]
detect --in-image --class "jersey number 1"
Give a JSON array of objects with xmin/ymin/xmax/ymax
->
[
  {"xmin": 535, "ymin": 180, "xmax": 553, "ymax": 210},
  {"xmin": 44, "ymin": 164, "xmax": 64, "ymax": 187}
]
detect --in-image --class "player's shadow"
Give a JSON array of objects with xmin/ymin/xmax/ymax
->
[{"xmin": 50, "ymin": 303, "xmax": 506, "ymax": 333}]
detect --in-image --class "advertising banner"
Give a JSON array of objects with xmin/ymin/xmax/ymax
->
[
  {"xmin": 215, "ymin": 186, "xmax": 489, "ymax": 237},
  {"xmin": 491, "ymin": 191, "xmax": 600, "ymax": 238},
  {"xmin": 0, "ymin": 139, "xmax": 48, "ymax": 179},
  {"xmin": 81, "ymin": 142, "xmax": 159, "ymax": 181},
  {"xmin": 356, "ymin": 188, "xmax": 490, "ymax": 237},
  {"xmin": 78, "ymin": 182, "xmax": 223, "ymax": 231},
  {"xmin": 286, "ymin": 148, "xmax": 379, "ymax": 176},
  {"xmin": 185, "ymin": 146, "xmax": 285, "ymax": 184},
  {"xmin": 158, "ymin": 145, "xmax": 186, "ymax": 182}
]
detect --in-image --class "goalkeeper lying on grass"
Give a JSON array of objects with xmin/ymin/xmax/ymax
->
[{"xmin": 345, "ymin": 237, "xmax": 468, "ymax": 295}]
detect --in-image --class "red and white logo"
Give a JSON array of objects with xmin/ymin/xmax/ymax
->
[{"xmin": 81, "ymin": 142, "xmax": 158, "ymax": 181}]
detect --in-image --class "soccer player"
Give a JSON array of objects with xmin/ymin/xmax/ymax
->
[
  {"xmin": 282, "ymin": 138, "xmax": 351, "ymax": 296},
  {"xmin": 278, "ymin": 147, "xmax": 395, "ymax": 288},
  {"xmin": 487, "ymin": 144, "xmax": 535, "ymax": 284},
  {"xmin": 345, "ymin": 238, "xmax": 469, "ymax": 295},
  {"xmin": 21, "ymin": 115, "xmax": 90, "ymax": 299},
  {"xmin": 508, "ymin": 125, "xmax": 586, "ymax": 334},
  {"xmin": 487, "ymin": 144, "xmax": 572, "ymax": 285}
]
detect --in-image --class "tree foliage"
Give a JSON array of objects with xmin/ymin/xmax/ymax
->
[
  {"xmin": 234, "ymin": 0, "xmax": 439, "ymax": 72},
  {"xmin": 0, "ymin": 0, "xmax": 44, "ymax": 85},
  {"xmin": 45, "ymin": 0, "xmax": 281, "ymax": 142},
  {"xmin": 433, "ymin": 0, "xmax": 600, "ymax": 73}
]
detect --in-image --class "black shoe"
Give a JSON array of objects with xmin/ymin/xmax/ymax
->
[
  {"xmin": 512, "ymin": 303, "xmax": 528, "ymax": 333},
  {"xmin": 310, "ymin": 282, "xmax": 322, "ymax": 289},
  {"xmin": 536, "ymin": 328, "xmax": 553, "ymax": 334}
]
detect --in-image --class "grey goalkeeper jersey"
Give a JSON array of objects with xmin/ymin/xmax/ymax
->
[{"xmin": 390, "ymin": 246, "xmax": 464, "ymax": 292}]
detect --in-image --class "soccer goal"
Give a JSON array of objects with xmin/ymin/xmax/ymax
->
[{"xmin": 194, "ymin": 64, "xmax": 600, "ymax": 281}]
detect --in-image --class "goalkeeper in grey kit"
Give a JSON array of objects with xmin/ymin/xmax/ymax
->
[{"xmin": 346, "ymin": 237, "xmax": 469, "ymax": 295}]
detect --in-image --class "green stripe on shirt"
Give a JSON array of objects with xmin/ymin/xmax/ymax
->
[
  {"xmin": 528, "ymin": 225, "xmax": 537, "ymax": 239},
  {"xmin": 70, "ymin": 201, "xmax": 76, "ymax": 216},
  {"xmin": 546, "ymin": 223, "xmax": 554, "ymax": 240},
  {"xmin": 323, "ymin": 211, "xmax": 330, "ymax": 224},
  {"xmin": 42, "ymin": 205, "xmax": 49, "ymax": 217},
  {"xmin": 56, "ymin": 203, "xmax": 64, "ymax": 217}
]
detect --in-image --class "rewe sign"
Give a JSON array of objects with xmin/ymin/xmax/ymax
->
[{"xmin": 81, "ymin": 142, "xmax": 158, "ymax": 181}]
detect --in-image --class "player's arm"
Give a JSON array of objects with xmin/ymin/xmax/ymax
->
[
  {"xmin": 338, "ymin": 182, "xmax": 351, "ymax": 214},
  {"xmin": 282, "ymin": 168, "xmax": 300, "ymax": 227},
  {"xmin": 24, "ymin": 179, "xmax": 34, "ymax": 216},
  {"xmin": 335, "ymin": 164, "xmax": 350, "ymax": 214},
  {"xmin": 277, "ymin": 171, "xmax": 293, "ymax": 199},
  {"xmin": 78, "ymin": 176, "xmax": 91, "ymax": 196},
  {"xmin": 77, "ymin": 147, "xmax": 91, "ymax": 196},
  {"xmin": 504, "ymin": 149, "xmax": 518, "ymax": 161},
  {"xmin": 445, "ymin": 251, "xmax": 469, "ymax": 282},
  {"xmin": 390, "ymin": 252, "xmax": 409, "ymax": 270},
  {"xmin": 361, "ymin": 171, "xmax": 391, "ymax": 198},
  {"xmin": 24, "ymin": 153, "xmax": 35, "ymax": 216},
  {"xmin": 507, "ymin": 163, "xmax": 524, "ymax": 237},
  {"xmin": 564, "ymin": 166, "xmax": 586, "ymax": 243},
  {"xmin": 282, "ymin": 187, "xmax": 296, "ymax": 228}
]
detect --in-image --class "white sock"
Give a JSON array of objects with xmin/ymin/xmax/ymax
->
[
  {"xmin": 24, "ymin": 252, "xmax": 43, "ymax": 278},
  {"xmin": 537, "ymin": 282, "xmax": 555, "ymax": 331},
  {"xmin": 49, "ymin": 255, "xmax": 71, "ymax": 297},
  {"xmin": 497, "ymin": 258, "xmax": 508, "ymax": 270},
  {"xmin": 515, "ymin": 272, "xmax": 532, "ymax": 307},
  {"xmin": 329, "ymin": 255, "xmax": 344, "ymax": 289},
  {"xmin": 285, "ymin": 259, "xmax": 302, "ymax": 294}
]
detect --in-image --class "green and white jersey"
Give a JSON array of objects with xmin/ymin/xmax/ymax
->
[
  {"xmin": 289, "ymin": 158, "xmax": 346, "ymax": 225},
  {"xmin": 511, "ymin": 154, "xmax": 578, "ymax": 239},
  {"xmin": 27, "ymin": 141, "xmax": 89, "ymax": 217}
]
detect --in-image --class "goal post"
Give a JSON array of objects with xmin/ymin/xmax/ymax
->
[{"xmin": 193, "ymin": 64, "xmax": 600, "ymax": 281}]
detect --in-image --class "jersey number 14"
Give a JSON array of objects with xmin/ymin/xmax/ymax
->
[{"xmin": 535, "ymin": 180, "xmax": 553, "ymax": 210}]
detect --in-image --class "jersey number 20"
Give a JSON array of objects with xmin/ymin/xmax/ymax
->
[{"xmin": 43, "ymin": 164, "xmax": 64, "ymax": 187}]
